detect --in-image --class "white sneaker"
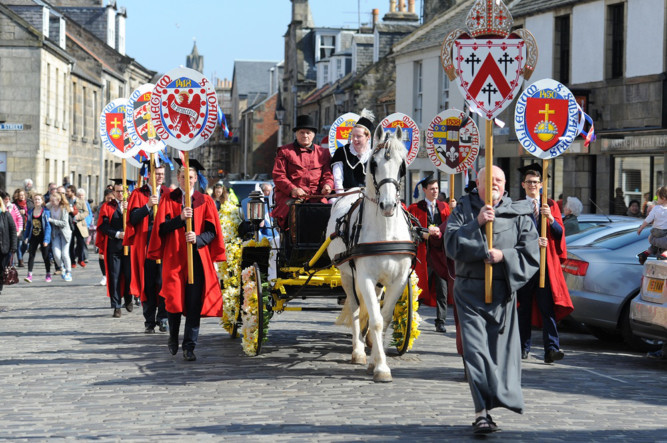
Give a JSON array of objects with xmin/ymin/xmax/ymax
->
[{"xmin": 99, "ymin": 276, "xmax": 106, "ymax": 286}]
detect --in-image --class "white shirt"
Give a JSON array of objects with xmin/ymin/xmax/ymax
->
[{"xmin": 646, "ymin": 204, "xmax": 667, "ymax": 230}]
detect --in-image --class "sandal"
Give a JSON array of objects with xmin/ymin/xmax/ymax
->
[
  {"xmin": 472, "ymin": 416, "xmax": 494, "ymax": 434},
  {"xmin": 486, "ymin": 414, "xmax": 500, "ymax": 432}
]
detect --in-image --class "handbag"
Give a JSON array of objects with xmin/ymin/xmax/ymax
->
[{"xmin": 3, "ymin": 258, "xmax": 18, "ymax": 285}]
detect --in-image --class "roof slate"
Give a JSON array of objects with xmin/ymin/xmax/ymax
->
[{"xmin": 232, "ymin": 61, "xmax": 279, "ymax": 96}]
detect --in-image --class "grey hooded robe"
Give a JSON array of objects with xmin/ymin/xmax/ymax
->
[{"xmin": 445, "ymin": 191, "xmax": 539, "ymax": 413}]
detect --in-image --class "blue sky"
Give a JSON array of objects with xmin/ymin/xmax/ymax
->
[{"xmin": 125, "ymin": 0, "xmax": 421, "ymax": 82}]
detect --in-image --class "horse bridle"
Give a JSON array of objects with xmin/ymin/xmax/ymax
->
[{"xmin": 368, "ymin": 137, "xmax": 407, "ymax": 196}]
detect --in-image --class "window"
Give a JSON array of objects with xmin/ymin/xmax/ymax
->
[
  {"xmin": 62, "ymin": 72, "xmax": 67, "ymax": 126},
  {"xmin": 72, "ymin": 82, "xmax": 77, "ymax": 135},
  {"xmin": 82, "ymin": 86, "xmax": 87, "ymax": 137},
  {"xmin": 336, "ymin": 58, "xmax": 342, "ymax": 78},
  {"xmin": 322, "ymin": 64, "xmax": 329, "ymax": 84},
  {"xmin": 92, "ymin": 90, "xmax": 98, "ymax": 139},
  {"xmin": 439, "ymin": 68, "xmax": 450, "ymax": 111},
  {"xmin": 607, "ymin": 3, "xmax": 624, "ymax": 79},
  {"xmin": 46, "ymin": 63, "xmax": 51, "ymax": 120},
  {"xmin": 413, "ymin": 62, "xmax": 423, "ymax": 125},
  {"xmin": 554, "ymin": 15, "xmax": 570, "ymax": 84},
  {"xmin": 319, "ymin": 35, "xmax": 336, "ymax": 60}
]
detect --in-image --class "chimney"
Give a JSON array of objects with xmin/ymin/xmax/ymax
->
[
  {"xmin": 389, "ymin": 0, "xmax": 396, "ymax": 13},
  {"xmin": 408, "ymin": 0, "xmax": 415, "ymax": 13},
  {"xmin": 116, "ymin": 7, "xmax": 126, "ymax": 55},
  {"xmin": 398, "ymin": 0, "xmax": 406, "ymax": 12},
  {"xmin": 372, "ymin": 8, "xmax": 379, "ymax": 26}
]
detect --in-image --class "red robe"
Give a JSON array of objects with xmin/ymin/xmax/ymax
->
[
  {"xmin": 147, "ymin": 188, "xmax": 226, "ymax": 317},
  {"xmin": 96, "ymin": 200, "xmax": 126, "ymax": 299},
  {"xmin": 530, "ymin": 198, "xmax": 574, "ymax": 326},
  {"xmin": 123, "ymin": 184, "xmax": 168, "ymax": 302},
  {"xmin": 407, "ymin": 199, "xmax": 451, "ymax": 307}
]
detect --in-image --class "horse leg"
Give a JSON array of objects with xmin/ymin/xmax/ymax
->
[
  {"xmin": 380, "ymin": 275, "xmax": 409, "ymax": 333},
  {"xmin": 358, "ymin": 277, "xmax": 392, "ymax": 383},
  {"xmin": 342, "ymin": 273, "xmax": 366, "ymax": 365}
]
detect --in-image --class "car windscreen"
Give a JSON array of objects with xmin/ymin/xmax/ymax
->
[{"xmin": 588, "ymin": 228, "xmax": 649, "ymax": 249}]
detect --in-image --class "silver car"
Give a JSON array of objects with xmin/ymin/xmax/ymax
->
[
  {"xmin": 630, "ymin": 261, "xmax": 667, "ymax": 341},
  {"xmin": 563, "ymin": 226, "xmax": 662, "ymax": 351}
]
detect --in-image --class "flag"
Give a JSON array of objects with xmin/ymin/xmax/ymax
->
[{"xmin": 217, "ymin": 105, "xmax": 231, "ymax": 138}]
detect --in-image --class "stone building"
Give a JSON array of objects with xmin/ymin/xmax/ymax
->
[
  {"xmin": 0, "ymin": 0, "xmax": 154, "ymax": 201},
  {"xmin": 394, "ymin": 0, "xmax": 666, "ymax": 210}
]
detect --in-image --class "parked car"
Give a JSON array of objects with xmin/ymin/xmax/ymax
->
[
  {"xmin": 568, "ymin": 214, "xmax": 639, "ymax": 237},
  {"xmin": 566, "ymin": 220, "xmax": 642, "ymax": 247},
  {"xmin": 630, "ymin": 260, "xmax": 667, "ymax": 341},
  {"xmin": 562, "ymin": 227, "xmax": 662, "ymax": 351}
]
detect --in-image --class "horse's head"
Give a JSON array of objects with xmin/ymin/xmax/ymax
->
[{"xmin": 367, "ymin": 125, "xmax": 407, "ymax": 217}]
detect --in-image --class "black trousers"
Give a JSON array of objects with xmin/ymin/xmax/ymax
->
[
  {"xmin": 0, "ymin": 252, "xmax": 10, "ymax": 292},
  {"xmin": 70, "ymin": 226, "xmax": 86, "ymax": 265},
  {"xmin": 27, "ymin": 235, "xmax": 50, "ymax": 274},
  {"xmin": 429, "ymin": 264, "xmax": 448, "ymax": 327},
  {"xmin": 168, "ymin": 251, "xmax": 205, "ymax": 351},
  {"xmin": 142, "ymin": 258, "xmax": 167, "ymax": 328},
  {"xmin": 107, "ymin": 247, "xmax": 132, "ymax": 309}
]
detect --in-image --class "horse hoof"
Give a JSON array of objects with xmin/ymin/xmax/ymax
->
[
  {"xmin": 351, "ymin": 353, "xmax": 367, "ymax": 365},
  {"xmin": 373, "ymin": 371, "xmax": 393, "ymax": 383},
  {"xmin": 366, "ymin": 364, "xmax": 375, "ymax": 375}
]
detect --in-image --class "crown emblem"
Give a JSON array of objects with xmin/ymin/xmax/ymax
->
[{"xmin": 465, "ymin": 0, "xmax": 513, "ymax": 38}]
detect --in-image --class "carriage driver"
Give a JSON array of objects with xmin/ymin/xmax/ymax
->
[{"xmin": 272, "ymin": 114, "xmax": 333, "ymax": 230}]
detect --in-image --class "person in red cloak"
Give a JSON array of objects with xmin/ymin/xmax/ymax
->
[
  {"xmin": 98, "ymin": 180, "xmax": 133, "ymax": 318},
  {"xmin": 272, "ymin": 114, "xmax": 333, "ymax": 230},
  {"xmin": 516, "ymin": 165, "xmax": 573, "ymax": 364},
  {"xmin": 123, "ymin": 162, "xmax": 169, "ymax": 334},
  {"xmin": 408, "ymin": 176, "xmax": 452, "ymax": 332},
  {"xmin": 147, "ymin": 160, "xmax": 226, "ymax": 362}
]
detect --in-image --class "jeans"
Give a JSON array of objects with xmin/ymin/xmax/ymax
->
[{"xmin": 51, "ymin": 231, "xmax": 71, "ymax": 274}]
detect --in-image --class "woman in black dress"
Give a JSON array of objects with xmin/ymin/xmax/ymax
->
[{"xmin": 331, "ymin": 109, "xmax": 375, "ymax": 193}]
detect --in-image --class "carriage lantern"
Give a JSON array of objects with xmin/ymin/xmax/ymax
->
[{"xmin": 246, "ymin": 190, "xmax": 266, "ymax": 222}]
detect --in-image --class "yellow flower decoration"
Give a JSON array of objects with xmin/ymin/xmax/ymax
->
[
  {"xmin": 391, "ymin": 271, "xmax": 422, "ymax": 351},
  {"xmin": 218, "ymin": 201, "xmax": 244, "ymax": 333}
]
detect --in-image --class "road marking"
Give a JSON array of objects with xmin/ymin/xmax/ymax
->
[{"xmin": 580, "ymin": 367, "xmax": 628, "ymax": 384}]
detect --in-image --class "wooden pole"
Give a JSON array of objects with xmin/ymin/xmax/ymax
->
[
  {"xmin": 150, "ymin": 153, "xmax": 161, "ymax": 265},
  {"xmin": 539, "ymin": 158, "xmax": 549, "ymax": 288},
  {"xmin": 122, "ymin": 158, "xmax": 128, "ymax": 256},
  {"xmin": 183, "ymin": 151, "xmax": 194, "ymax": 284},
  {"xmin": 449, "ymin": 174, "xmax": 455, "ymax": 206},
  {"xmin": 484, "ymin": 119, "xmax": 493, "ymax": 304}
]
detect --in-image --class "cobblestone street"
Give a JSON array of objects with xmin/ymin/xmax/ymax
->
[{"xmin": 1, "ymin": 253, "xmax": 666, "ymax": 441}]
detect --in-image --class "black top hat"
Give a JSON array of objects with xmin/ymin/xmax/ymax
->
[
  {"xmin": 172, "ymin": 157, "xmax": 206, "ymax": 172},
  {"xmin": 293, "ymin": 115, "xmax": 318, "ymax": 133}
]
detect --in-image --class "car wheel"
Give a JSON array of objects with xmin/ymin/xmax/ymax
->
[
  {"xmin": 585, "ymin": 325, "xmax": 624, "ymax": 343},
  {"xmin": 620, "ymin": 304, "xmax": 663, "ymax": 352}
]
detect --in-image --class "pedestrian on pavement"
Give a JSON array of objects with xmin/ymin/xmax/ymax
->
[
  {"xmin": 47, "ymin": 191, "xmax": 72, "ymax": 282},
  {"xmin": 68, "ymin": 186, "xmax": 89, "ymax": 268},
  {"xmin": 77, "ymin": 188, "xmax": 93, "ymax": 262},
  {"xmin": 23, "ymin": 194, "xmax": 52, "ymax": 283},
  {"xmin": 0, "ymin": 195, "xmax": 18, "ymax": 295},
  {"xmin": 444, "ymin": 165, "xmax": 539, "ymax": 434},
  {"xmin": 148, "ymin": 160, "xmax": 226, "ymax": 361},
  {"xmin": 516, "ymin": 165, "xmax": 573, "ymax": 364},
  {"xmin": 98, "ymin": 181, "xmax": 132, "ymax": 318},
  {"xmin": 2, "ymin": 192, "xmax": 23, "ymax": 268},
  {"xmin": 627, "ymin": 199, "xmax": 643, "ymax": 218},
  {"xmin": 408, "ymin": 176, "xmax": 453, "ymax": 332},
  {"xmin": 13, "ymin": 188, "xmax": 29, "ymax": 267},
  {"xmin": 212, "ymin": 182, "xmax": 226, "ymax": 211},
  {"xmin": 124, "ymin": 163, "xmax": 169, "ymax": 334},
  {"xmin": 563, "ymin": 196, "xmax": 582, "ymax": 236}
]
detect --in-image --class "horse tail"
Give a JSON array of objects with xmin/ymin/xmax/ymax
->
[{"xmin": 335, "ymin": 295, "xmax": 354, "ymax": 326}]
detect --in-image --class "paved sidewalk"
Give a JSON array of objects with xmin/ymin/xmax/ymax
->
[{"xmin": 1, "ymin": 252, "xmax": 667, "ymax": 441}]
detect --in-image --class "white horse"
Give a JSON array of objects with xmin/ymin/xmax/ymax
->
[{"xmin": 326, "ymin": 125, "xmax": 414, "ymax": 383}]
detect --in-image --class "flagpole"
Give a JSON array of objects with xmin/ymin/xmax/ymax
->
[
  {"xmin": 539, "ymin": 158, "xmax": 549, "ymax": 288},
  {"xmin": 484, "ymin": 119, "xmax": 493, "ymax": 304},
  {"xmin": 122, "ymin": 158, "xmax": 128, "ymax": 256},
  {"xmin": 449, "ymin": 174, "xmax": 455, "ymax": 206},
  {"xmin": 183, "ymin": 151, "xmax": 194, "ymax": 285},
  {"xmin": 150, "ymin": 153, "xmax": 161, "ymax": 265}
]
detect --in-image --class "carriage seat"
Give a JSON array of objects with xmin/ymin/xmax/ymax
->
[{"xmin": 283, "ymin": 202, "xmax": 332, "ymax": 268}]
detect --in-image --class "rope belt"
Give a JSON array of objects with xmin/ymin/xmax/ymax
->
[{"xmin": 332, "ymin": 241, "xmax": 417, "ymax": 266}]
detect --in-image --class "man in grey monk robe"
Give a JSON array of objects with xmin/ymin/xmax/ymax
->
[{"xmin": 445, "ymin": 165, "xmax": 539, "ymax": 434}]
